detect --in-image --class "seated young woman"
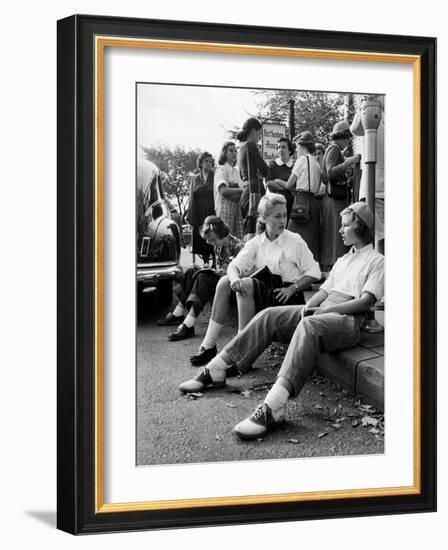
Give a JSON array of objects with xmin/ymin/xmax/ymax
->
[
  {"xmin": 189, "ymin": 193, "xmax": 321, "ymax": 367},
  {"xmin": 179, "ymin": 202, "xmax": 384, "ymax": 440},
  {"xmin": 157, "ymin": 216, "xmax": 243, "ymax": 340}
]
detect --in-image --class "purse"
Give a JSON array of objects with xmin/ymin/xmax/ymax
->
[{"xmin": 290, "ymin": 155, "xmax": 311, "ymax": 223}]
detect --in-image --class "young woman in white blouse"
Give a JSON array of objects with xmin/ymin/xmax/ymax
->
[
  {"xmin": 189, "ymin": 193, "xmax": 321, "ymax": 367},
  {"xmin": 286, "ymin": 131, "xmax": 322, "ymax": 261}
]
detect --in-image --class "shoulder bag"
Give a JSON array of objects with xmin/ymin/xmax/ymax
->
[{"xmin": 290, "ymin": 155, "xmax": 311, "ymax": 223}]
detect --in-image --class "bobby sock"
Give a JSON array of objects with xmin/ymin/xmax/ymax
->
[
  {"xmin": 201, "ymin": 320, "xmax": 223, "ymax": 350},
  {"xmin": 172, "ymin": 304, "xmax": 186, "ymax": 318},
  {"xmin": 183, "ymin": 310, "xmax": 196, "ymax": 328},
  {"xmin": 264, "ymin": 382, "xmax": 290, "ymax": 412},
  {"xmin": 207, "ymin": 355, "xmax": 228, "ymax": 382}
]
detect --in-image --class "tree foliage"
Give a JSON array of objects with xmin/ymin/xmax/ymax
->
[
  {"xmin": 252, "ymin": 90, "xmax": 348, "ymax": 147},
  {"xmin": 140, "ymin": 144, "xmax": 200, "ymax": 215}
]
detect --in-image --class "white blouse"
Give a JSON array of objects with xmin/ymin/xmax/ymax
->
[
  {"xmin": 228, "ymin": 229, "xmax": 321, "ymax": 284},
  {"xmin": 292, "ymin": 154, "xmax": 322, "ymax": 194},
  {"xmin": 320, "ymin": 244, "xmax": 384, "ymax": 301},
  {"xmin": 214, "ymin": 162, "xmax": 242, "ymax": 215}
]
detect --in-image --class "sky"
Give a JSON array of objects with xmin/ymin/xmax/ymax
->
[{"xmin": 137, "ymin": 83, "xmax": 261, "ymax": 160}]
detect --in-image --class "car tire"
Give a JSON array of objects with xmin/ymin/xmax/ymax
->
[{"xmin": 157, "ymin": 279, "xmax": 173, "ymax": 307}]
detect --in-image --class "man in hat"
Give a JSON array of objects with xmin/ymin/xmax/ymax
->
[{"xmin": 179, "ymin": 202, "xmax": 384, "ymax": 440}]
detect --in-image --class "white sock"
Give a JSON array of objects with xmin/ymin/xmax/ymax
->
[
  {"xmin": 201, "ymin": 320, "xmax": 223, "ymax": 350},
  {"xmin": 264, "ymin": 382, "xmax": 290, "ymax": 412},
  {"xmin": 207, "ymin": 355, "xmax": 228, "ymax": 382},
  {"xmin": 172, "ymin": 304, "xmax": 186, "ymax": 318},
  {"xmin": 183, "ymin": 310, "xmax": 196, "ymax": 328}
]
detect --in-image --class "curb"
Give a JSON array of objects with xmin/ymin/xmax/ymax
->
[{"xmin": 317, "ymin": 332, "xmax": 384, "ymax": 410}]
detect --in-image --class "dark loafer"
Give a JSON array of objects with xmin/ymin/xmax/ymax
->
[
  {"xmin": 168, "ymin": 323, "xmax": 195, "ymax": 341},
  {"xmin": 190, "ymin": 345, "xmax": 217, "ymax": 366},
  {"xmin": 157, "ymin": 312, "xmax": 184, "ymax": 326}
]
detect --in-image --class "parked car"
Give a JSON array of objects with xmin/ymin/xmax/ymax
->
[
  {"xmin": 136, "ymin": 156, "xmax": 182, "ymax": 304},
  {"xmin": 182, "ymin": 223, "xmax": 192, "ymax": 247}
]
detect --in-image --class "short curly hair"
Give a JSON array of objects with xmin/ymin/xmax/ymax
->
[{"xmin": 196, "ymin": 151, "xmax": 214, "ymax": 170}]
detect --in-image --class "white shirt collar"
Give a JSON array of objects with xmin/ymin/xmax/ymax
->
[
  {"xmin": 349, "ymin": 243, "xmax": 374, "ymax": 255},
  {"xmin": 275, "ymin": 157, "xmax": 294, "ymax": 168},
  {"xmin": 260, "ymin": 230, "xmax": 286, "ymax": 245}
]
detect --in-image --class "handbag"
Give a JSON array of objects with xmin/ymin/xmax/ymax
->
[{"xmin": 290, "ymin": 155, "xmax": 312, "ymax": 223}]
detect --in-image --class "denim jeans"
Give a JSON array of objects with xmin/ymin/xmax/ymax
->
[{"xmin": 221, "ymin": 292, "xmax": 362, "ymax": 397}]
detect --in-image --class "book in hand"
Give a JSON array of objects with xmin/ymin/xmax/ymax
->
[{"xmin": 249, "ymin": 265, "xmax": 282, "ymax": 289}]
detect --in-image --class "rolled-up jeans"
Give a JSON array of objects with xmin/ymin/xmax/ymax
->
[{"xmin": 221, "ymin": 292, "xmax": 363, "ymax": 397}]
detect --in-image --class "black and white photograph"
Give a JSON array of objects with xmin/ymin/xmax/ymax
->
[{"xmin": 136, "ymin": 83, "xmax": 385, "ymax": 466}]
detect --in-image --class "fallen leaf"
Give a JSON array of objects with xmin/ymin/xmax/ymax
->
[
  {"xmin": 241, "ymin": 390, "xmax": 253, "ymax": 398},
  {"xmin": 318, "ymin": 432, "xmax": 329, "ymax": 438},
  {"xmin": 336, "ymin": 417, "xmax": 346, "ymax": 422},
  {"xmin": 362, "ymin": 416, "xmax": 379, "ymax": 427},
  {"xmin": 369, "ymin": 428, "xmax": 380, "ymax": 434},
  {"xmin": 287, "ymin": 438, "xmax": 299, "ymax": 444},
  {"xmin": 215, "ymin": 435, "xmax": 223, "ymax": 441},
  {"xmin": 188, "ymin": 392, "xmax": 203, "ymax": 398},
  {"xmin": 331, "ymin": 423, "xmax": 342, "ymax": 430},
  {"xmin": 225, "ymin": 402, "xmax": 237, "ymax": 408},
  {"xmin": 314, "ymin": 404, "xmax": 323, "ymax": 410}
]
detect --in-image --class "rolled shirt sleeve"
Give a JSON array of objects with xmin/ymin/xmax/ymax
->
[
  {"xmin": 228, "ymin": 237, "xmax": 258, "ymax": 278},
  {"xmin": 295, "ymin": 237, "xmax": 321, "ymax": 280},
  {"xmin": 361, "ymin": 255, "xmax": 384, "ymax": 301}
]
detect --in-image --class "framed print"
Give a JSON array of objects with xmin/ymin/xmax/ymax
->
[{"xmin": 57, "ymin": 15, "xmax": 436, "ymax": 534}]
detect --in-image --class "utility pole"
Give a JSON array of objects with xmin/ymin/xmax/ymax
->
[{"xmin": 288, "ymin": 99, "xmax": 295, "ymax": 140}]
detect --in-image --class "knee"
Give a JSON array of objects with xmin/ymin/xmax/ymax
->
[
  {"xmin": 239, "ymin": 277, "xmax": 254, "ymax": 296},
  {"xmin": 216, "ymin": 275, "xmax": 231, "ymax": 295},
  {"xmin": 298, "ymin": 315, "xmax": 320, "ymax": 336}
]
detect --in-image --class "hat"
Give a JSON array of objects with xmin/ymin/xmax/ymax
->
[
  {"xmin": 348, "ymin": 202, "xmax": 374, "ymax": 230},
  {"xmin": 295, "ymin": 130, "xmax": 315, "ymax": 145},
  {"xmin": 331, "ymin": 120, "xmax": 352, "ymax": 139}
]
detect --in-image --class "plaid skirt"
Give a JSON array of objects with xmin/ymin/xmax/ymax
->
[{"xmin": 218, "ymin": 197, "xmax": 244, "ymax": 240}]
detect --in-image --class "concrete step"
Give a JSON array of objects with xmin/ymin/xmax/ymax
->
[{"xmin": 317, "ymin": 331, "xmax": 384, "ymax": 410}]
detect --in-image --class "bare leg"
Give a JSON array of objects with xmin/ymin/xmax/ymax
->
[
  {"xmin": 209, "ymin": 275, "xmax": 232, "ymax": 324},
  {"xmin": 236, "ymin": 278, "xmax": 256, "ymax": 330}
]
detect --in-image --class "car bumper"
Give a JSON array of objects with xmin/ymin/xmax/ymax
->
[{"xmin": 137, "ymin": 264, "xmax": 183, "ymax": 286}]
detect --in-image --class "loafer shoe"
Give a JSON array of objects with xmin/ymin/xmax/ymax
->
[
  {"xmin": 179, "ymin": 368, "xmax": 226, "ymax": 393},
  {"xmin": 168, "ymin": 323, "xmax": 195, "ymax": 341},
  {"xmin": 157, "ymin": 312, "xmax": 184, "ymax": 326},
  {"xmin": 190, "ymin": 345, "xmax": 217, "ymax": 366},
  {"xmin": 233, "ymin": 403, "xmax": 285, "ymax": 440}
]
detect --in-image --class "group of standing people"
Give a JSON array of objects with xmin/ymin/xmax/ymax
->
[{"xmin": 184, "ymin": 116, "xmax": 364, "ymax": 273}]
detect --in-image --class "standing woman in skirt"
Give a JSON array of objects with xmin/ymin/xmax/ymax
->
[
  {"xmin": 286, "ymin": 131, "xmax": 322, "ymax": 261},
  {"xmin": 186, "ymin": 151, "xmax": 216, "ymax": 265},
  {"xmin": 320, "ymin": 121, "xmax": 360, "ymax": 271},
  {"xmin": 237, "ymin": 117, "xmax": 269, "ymax": 242},
  {"xmin": 214, "ymin": 141, "xmax": 244, "ymax": 240}
]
